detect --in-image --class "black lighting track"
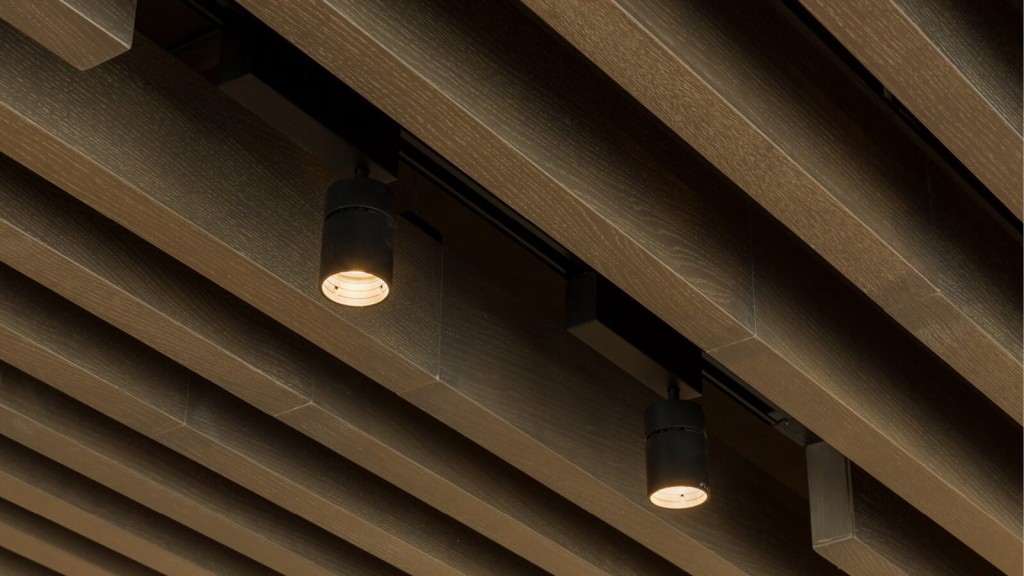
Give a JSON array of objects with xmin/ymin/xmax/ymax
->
[{"xmin": 398, "ymin": 134, "xmax": 581, "ymax": 277}]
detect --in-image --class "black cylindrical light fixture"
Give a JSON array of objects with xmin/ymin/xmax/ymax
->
[
  {"xmin": 645, "ymin": 385, "xmax": 709, "ymax": 509},
  {"xmin": 319, "ymin": 168, "xmax": 395, "ymax": 307}
]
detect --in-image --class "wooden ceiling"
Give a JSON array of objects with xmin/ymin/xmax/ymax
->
[{"xmin": 0, "ymin": 0, "xmax": 1019, "ymax": 574}]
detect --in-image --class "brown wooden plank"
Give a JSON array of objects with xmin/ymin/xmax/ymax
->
[
  {"xmin": 807, "ymin": 442, "xmax": 1000, "ymax": 575},
  {"xmin": 0, "ymin": 364, "xmax": 402, "ymax": 576},
  {"xmin": 0, "ymin": 498, "xmax": 160, "ymax": 576},
  {"xmin": 0, "ymin": 548, "xmax": 62, "ymax": 576},
  {"xmin": 164, "ymin": 384, "xmax": 544, "ymax": 576},
  {"xmin": 0, "ymin": 162, "xmax": 681, "ymax": 576},
  {"xmin": 711, "ymin": 210, "xmax": 1022, "ymax": 573},
  {"xmin": 0, "ymin": 436, "xmax": 275, "ymax": 576},
  {"xmin": 515, "ymin": 0, "xmax": 1022, "ymax": 421},
  {"xmin": 0, "ymin": 0, "xmax": 135, "ymax": 69},
  {"xmin": 0, "ymin": 267, "xmax": 544, "ymax": 576},
  {"xmin": 222, "ymin": 1, "xmax": 1021, "ymax": 570},
  {"xmin": 0, "ymin": 24, "xmax": 837, "ymax": 576},
  {"xmin": 798, "ymin": 0, "xmax": 1022, "ymax": 218}
]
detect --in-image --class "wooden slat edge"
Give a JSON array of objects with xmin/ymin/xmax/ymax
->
[
  {"xmin": 0, "ymin": 435, "xmax": 274, "ymax": 576},
  {"xmin": 0, "ymin": 364, "xmax": 400, "ymax": 576},
  {"xmin": 0, "ymin": 498, "xmax": 159, "ymax": 576},
  {"xmin": 0, "ymin": 0, "xmax": 135, "ymax": 69}
]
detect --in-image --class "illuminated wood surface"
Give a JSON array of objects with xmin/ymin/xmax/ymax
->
[
  {"xmin": 0, "ymin": 436, "xmax": 272, "ymax": 576},
  {"xmin": 0, "ymin": 0, "xmax": 135, "ymax": 69},
  {"xmin": 0, "ymin": 365, "xmax": 401, "ymax": 576}
]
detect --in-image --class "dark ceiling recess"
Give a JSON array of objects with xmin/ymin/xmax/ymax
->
[
  {"xmin": 780, "ymin": 0, "xmax": 1023, "ymax": 235},
  {"xmin": 219, "ymin": 19, "xmax": 401, "ymax": 178}
]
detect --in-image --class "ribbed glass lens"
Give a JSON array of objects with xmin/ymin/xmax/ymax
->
[
  {"xmin": 321, "ymin": 270, "xmax": 389, "ymax": 306},
  {"xmin": 649, "ymin": 485, "xmax": 708, "ymax": 509}
]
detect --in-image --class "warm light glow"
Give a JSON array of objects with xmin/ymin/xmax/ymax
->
[
  {"xmin": 650, "ymin": 485, "xmax": 708, "ymax": 509},
  {"xmin": 321, "ymin": 270, "xmax": 389, "ymax": 307}
]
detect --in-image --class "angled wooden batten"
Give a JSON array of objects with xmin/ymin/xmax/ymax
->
[
  {"xmin": 0, "ymin": 436, "xmax": 272, "ymax": 576},
  {"xmin": 0, "ymin": 364, "xmax": 401, "ymax": 576},
  {"xmin": 0, "ymin": 267, "xmax": 545, "ymax": 576},
  {"xmin": 0, "ymin": 27, "xmax": 839, "ymax": 575},
  {"xmin": 807, "ymin": 442, "xmax": 1000, "ymax": 575},
  {"xmin": 797, "ymin": 0, "xmax": 1023, "ymax": 219},
  {"xmin": 0, "ymin": 158, "xmax": 682, "ymax": 576},
  {"xmin": 0, "ymin": 498, "xmax": 159, "ymax": 576},
  {"xmin": 0, "ymin": 0, "xmax": 136, "ymax": 69},
  {"xmin": 515, "ymin": 0, "xmax": 1021, "ymax": 423},
  {"xmin": 223, "ymin": 2, "xmax": 1022, "ymax": 572},
  {"xmin": 0, "ymin": 547, "xmax": 63, "ymax": 576}
]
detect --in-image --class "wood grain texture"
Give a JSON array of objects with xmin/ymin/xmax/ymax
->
[
  {"xmin": 0, "ymin": 548, "xmax": 62, "ymax": 576},
  {"xmin": 0, "ymin": 436, "xmax": 273, "ymax": 576},
  {"xmin": 230, "ymin": 1, "xmax": 1023, "ymax": 571},
  {"xmin": 0, "ymin": 158, "xmax": 683, "ymax": 576},
  {"xmin": 0, "ymin": 266, "xmax": 189, "ymax": 437},
  {"xmin": 712, "ymin": 210, "xmax": 1022, "ymax": 573},
  {"xmin": 0, "ymin": 267, "xmax": 542, "ymax": 576},
  {"xmin": 0, "ymin": 22, "xmax": 443, "ymax": 394},
  {"xmin": 799, "ymin": 0, "xmax": 1023, "ymax": 218},
  {"xmin": 516, "ymin": 0, "xmax": 1022, "ymax": 421},
  {"xmin": 0, "ymin": 364, "xmax": 401, "ymax": 576},
  {"xmin": 0, "ymin": 498, "xmax": 160, "ymax": 576},
  {"xmin": 807, "ymin": 442, "xmax": 1001, "ymax": 575},
  {"xmin": 407, "ymin": 254, "xmax": 840, "ymax": 576},
  {"xmin": 162, "ymin": 384, "xmax": 545, "ymax": 576},
  {"xmin": 0, "ymin": 0, "xmax": 135, "ymax": 69}
]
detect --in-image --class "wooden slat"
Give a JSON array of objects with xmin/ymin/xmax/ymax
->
[
  {"xmin": 807, "ymin": 442, "xmax": 1000, "ymax": 575},
  {"xmin": 0, "ymin": 267, "xmax": 543, "ymax": 576},
  {"xmin": 167, "ymin": 383, "xmax": 544, "ymax": 576},
  {"xmin": 221, "ymin": 2, "xmax": 1022, "ymax": 572},
  {"xmin": 0, "ymin": 364, "xmax": 401, "ymax": 576},
  {"xmin": 0, "ymin": 498, "xmax": 159, "ymax": 576},
  {"xmin": 0, "ymin": 436, "xmax": 274, "ymax": 576},
  {"xmin": 0, "ymin": 0, "xmax": 135, "ymax": 69},
  {"xmin": 0, "ymin": 548, "xmax": 62, "ymax": 576},
  {"xmin": 0, "ymin": 157, "xmax": 683, "ymax": 576},
  {"xmin": 515, "ymin": 0, "xmax": 1021, "ymax": 422},
  {"xmin": 798, "ymin": 0, "xmax": 1022, "ymax": 218}
]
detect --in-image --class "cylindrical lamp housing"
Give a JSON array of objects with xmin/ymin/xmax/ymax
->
[
  {"xmin": 319, "ymin": 173, "xmax": 395, "ymax": 307},
  {"xmin": 645, "ymin": 399, "xmax": 709, "ymax": 508}
]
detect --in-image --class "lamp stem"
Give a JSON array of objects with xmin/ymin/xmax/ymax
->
[{"xmin": 667, "ymin": 381, "xmax": 680, "ymax": 401}]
